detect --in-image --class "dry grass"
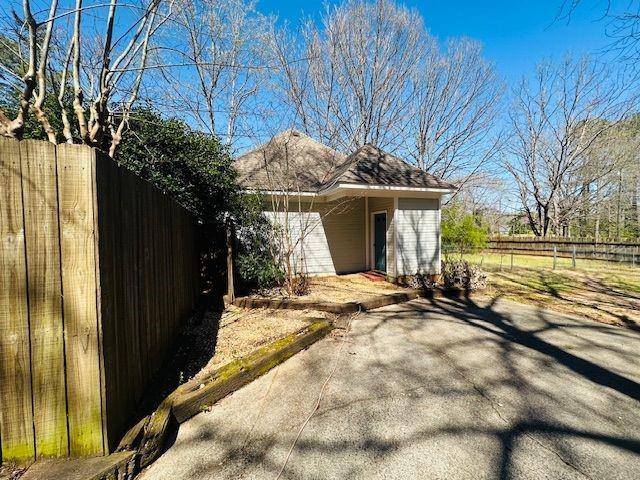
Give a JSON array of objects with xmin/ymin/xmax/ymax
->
[
  {"xmin": 131, "ymin": 305, "xmax": 336, "ymax": 421},
  {"xmin": 202, "ymin": 306, "xmax": 334, "ymax": 372},
  {"xmin": 464, "ymin": 253, "xmax": 640, "ymax": 330},
  {"xmin": 257, "ymin": 273, "xmax": 405, "ymax": 303},
  {"xmin": 0, "ymin": 464, "xmax": 28, "ymax": 480},
  {"xmin": 191, "ymin": 275, "xmax": 401, "ymax": 379}
]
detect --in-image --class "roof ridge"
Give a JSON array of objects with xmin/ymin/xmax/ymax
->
[
  {"xmin": 318, "ymin": 143, "xmax": 457, "ymax": 191},
  {"xmin": 354, "ymin": 144, "xmax": 438, "ymax": 177},
  {"xmin": 235, "ymin": 129, "xmax": 344, "ymax": 162}
]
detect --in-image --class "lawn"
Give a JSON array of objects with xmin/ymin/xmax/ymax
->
[{"xmin": 460, "ymin": 252, "xmax": 640, "ymax": 329}]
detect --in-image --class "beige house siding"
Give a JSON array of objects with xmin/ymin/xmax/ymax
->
[
  {"xmin": 263, "ymin": 195, "xmax": 441, "ymax": 278},
  {"xmin": 396, "ymin": 197, "xmax": 440, "ymax": 275},
  {"xmin": 264, "ymin": 198, "xmax": 366, "ymax": 276},
  {"xmin": 367, "ymin": 197, "xmax": 396, "ymax": 277}
]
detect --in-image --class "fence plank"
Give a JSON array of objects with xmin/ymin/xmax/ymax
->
[
  {"xmin": 0, "ymin": 137, "xmax": 35, "ymax": 462},
  {"xmin": 137, "ymin": 181, "xmax": 152, "ymax": 385},
  {"xmin": 120, "ymin": 170, "xmax": 142, "ymax": 414},
  {"xmin": 90, "ymin": 150, "xmax": 109, "ymax": 455},
  {"xmin": 56, "ymin": 144, "xmax": 104, "ymax": 456},
  {"xmin": 1, "ymin": 139, "xmax": 200, "ymax": 460},
  {"xmin": 20, "ymin": 141, "xmax": 68, "ymax": 458},
  {"xmin": 93, "ymin": 154, "xmax": 123, "ymax": 451}
]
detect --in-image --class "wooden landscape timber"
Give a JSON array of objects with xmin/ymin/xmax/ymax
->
[
  {"xmin": 20, "ymin": 318, "xmax": 335, "ymax": 480},
  {"xmin": 171, "ymin": 319, "xmax": 333, "ymax": 423},
  {"xmin": 233, "ymin": 290, "xmax": 424, "ymax": 313},
  {"xmin": 231, "ymin": 287, "xmax": 471, "ymax": 314},
  {"xmin": 0, "ymin": 138, "xmax": 200, "ymax": 464}
]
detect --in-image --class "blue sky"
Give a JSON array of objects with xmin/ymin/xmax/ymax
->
[{"xmin": 259, "ymin": 0, "xmax": 618, "ymax": 82}]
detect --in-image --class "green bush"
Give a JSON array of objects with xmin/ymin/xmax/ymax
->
[
  {"xmin": 231, "ymin": 193, "xmax": 285, "ymax": 292},
  {"xmin": 235, "ymin": 253, "xmax": 284, "ymax": 291},
  {"xmin": 114, "ymin": 108, "xmax": 239, "ymax": 292},
  {"xmin": 442, "ymin": 204, "xmax": 489, "ymax": 259},
  {"xmin": 114, "ymin": 108, "xmax": 236, "ymax": 225}
]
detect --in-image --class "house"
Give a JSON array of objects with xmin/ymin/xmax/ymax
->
[{"xmin": 235, "ymin": 130, "xmax": 456, "ymax": 280}]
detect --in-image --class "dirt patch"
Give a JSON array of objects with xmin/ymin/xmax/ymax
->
[
  {"xmin": 198, "ymin": 306, "xmax": 335, "ymax": 374},
  {"xmin": 256, "ymin": 273, "xmax": 405, "ymax": 303},
  {"xmin": 0, "ymin": 464, "xmax": 28, "ymax": 480},
  {"xmin": 133, "ymin": 303, "xmax": 335, "ymax": 421}
]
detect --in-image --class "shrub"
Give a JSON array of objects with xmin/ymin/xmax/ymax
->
[
  {"xmin": 231, "ymin": 193, "xmax": 286, "ymax": 292},
  {"xmin": 236, "ymin": 253, "xmax": 284, "ymax": 292},
  {"xmin": 405, "ymin": 273, "xmax": 438, "ymax": 290},
  {"xmin": 114, "ymin": 108, "xmax": 236, "ymax": 225},
  {"xmin": 442, "ymin": 205, "xmax": 488, "ymax": 259},
  {"xmin": 287, "ymin": 273, "xmax": 310, "ymax": 296},
  {"xmin": 403, "ymin": 261, "xmax": 487, "ymax": 292}
]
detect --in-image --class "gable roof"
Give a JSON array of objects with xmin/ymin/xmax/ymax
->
[{"xmin": 235, "ymin": 130, "xmax": 456, "ymax": 194}]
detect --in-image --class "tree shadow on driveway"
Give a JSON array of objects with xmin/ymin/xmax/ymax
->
[
  {"xmin": 398, "ymin": 296, "xmax": 640, "ymax": 479},
  {"xmin": 427, "ymin": 295, "xmax": 640, "ymax": 402},
  {"xmin": 142, "ymin": 296, "xmax": 640, "ymax": 480}
]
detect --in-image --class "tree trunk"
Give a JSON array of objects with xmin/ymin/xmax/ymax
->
[
  {"xmin": 616, "ymin": 168, "xmax": 623, "ymax": 241},
  {"xmin": 225, "ymin": 219, "xmax": 235, "ymax": 303}
]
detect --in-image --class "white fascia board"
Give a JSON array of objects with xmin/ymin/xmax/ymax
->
[
  {"xmin": 323, "ymin": 183, "xmax": 455, "ymax": 201},
  {"xmin": 330, "ymin": 183, "xmax": 456, "ymax": 194},
  {"xmin": 241, "ymin": 188, "xmax": 322, "ymax": 200},
  {"xmin": 242, "ymin": 183, "xmax": 456, "ymax": 202}
]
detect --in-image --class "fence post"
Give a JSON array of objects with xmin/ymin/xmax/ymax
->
[
  {"xmin": 553, "ymin": 245, "xmax": 557, "ymax": 270},
  {"xmin": 572, "ymin": 246, "xmax": 576, "ymax": 269},
  {"xmin": 510, "ymin": 252, "xmax": 514, "ymax": 271},
  {"xmin": 500, "ymin": 253, "xmax": 503, "ymax": 271}
]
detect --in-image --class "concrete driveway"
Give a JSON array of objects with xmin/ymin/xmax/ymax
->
[{"xmin": 140, "ymin": 296, "xmax": 640, "ymax": 479}]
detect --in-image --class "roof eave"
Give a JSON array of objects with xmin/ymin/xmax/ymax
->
[
  {"xmin": 240, "ymin": 182, "xmax": 457, "ymax": 202},
  {"xmin": 240, "ymin": 187, "xmax": 319, "ymax": 197},
  {"xmin": 321, "ymin": 182, "xmax": 457, "ymax": 197}
]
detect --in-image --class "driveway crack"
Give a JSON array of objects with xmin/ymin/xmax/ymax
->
[{"xmin": 431, "ymin": 345, "xmax": 595, "ymax": 480}]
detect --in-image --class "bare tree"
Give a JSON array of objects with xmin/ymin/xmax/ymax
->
[
  {"xmin": 270, "ymin": 0, "xmax": 503, "ymax": 194},
  {"xmin": 157, "ymin": 0, "xmax": 274, "ymax": 152},
  {"xmin": 571, "ymin": 117, "xmax": 640, "ymax": 240},
  {"xmin": 505, "ymin": 56, "xmax": 636, "ymax": 237},
  {"xmin": 409, "ymin": 38, "xmax": 503, "ymax": 182},
  {"xmin": 0, "ymin": 0, "xmax": 170, "ymax": 155},
  {"xmin": 558, "ymin": 1, "xmax": 640, "ymax": 63},
  {"xmin": 273, "ymin": 0, "xmax": 423, "ymax": 152}
]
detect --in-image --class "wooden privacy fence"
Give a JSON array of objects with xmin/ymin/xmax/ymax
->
[
  {"xmin": 0, "ymin": 138, "xmax": 200, "ymax": 463},
  {"xmin": 488, "ymin": 236, "xmax": 640, "ymax": 265}
]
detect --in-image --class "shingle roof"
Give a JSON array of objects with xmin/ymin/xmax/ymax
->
[
  {"xmin": 234, "ymin": 129, "xmax": 346, "ymax": 192},
  {"xmin": 325, "ymin": 144, "xmax": 457, "ymax": 190},
  {"xmin": 235, "ymin": 131, "xmax": 456, "ymax": 193}
]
